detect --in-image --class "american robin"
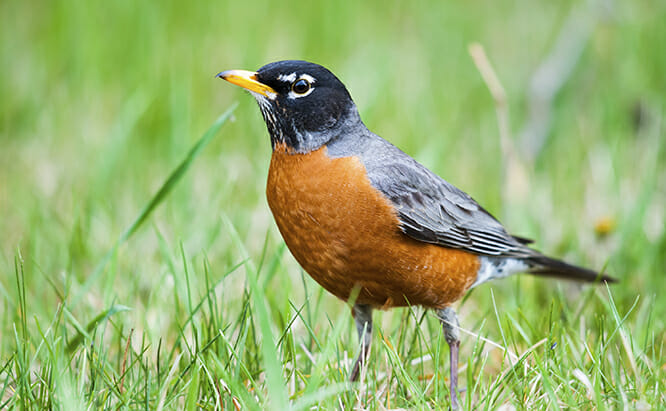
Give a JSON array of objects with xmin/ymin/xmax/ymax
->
[{"xmin": 217, "ymin": 60, "xmax": 614, "ymax": 408}]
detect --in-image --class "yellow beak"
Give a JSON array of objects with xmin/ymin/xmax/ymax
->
[{"xmin": 216, "ymin": 69, "xmax": 276, "ymax": 98}]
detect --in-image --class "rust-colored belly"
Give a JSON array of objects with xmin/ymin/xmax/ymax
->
[{"xmin": 266, "ymin": 144, "xmax": 479, "ymax": 309}]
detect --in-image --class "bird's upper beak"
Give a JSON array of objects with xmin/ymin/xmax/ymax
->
[{"xmin": 216, "ymin": 69, "xmax": 276, "ymax": 99}]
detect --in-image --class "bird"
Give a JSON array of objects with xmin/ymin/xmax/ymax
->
[{"xmin": 216, "ymin": 60, "xmax": 614, "ymax": 409}]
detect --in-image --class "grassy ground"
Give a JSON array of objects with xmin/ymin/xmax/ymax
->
[{"xmin": 1, "ymin": 0, "xmax": 665, "ymax": 409}]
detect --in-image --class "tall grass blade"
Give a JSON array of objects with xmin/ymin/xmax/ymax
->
[{"xmin": 72, "ymin": 103, "xmax": 238, "ymax": 307}]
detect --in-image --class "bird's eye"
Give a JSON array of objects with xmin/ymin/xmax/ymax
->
[{"xmin": 292, "ymin": 78, "xmax": 311, "ymax": 94}]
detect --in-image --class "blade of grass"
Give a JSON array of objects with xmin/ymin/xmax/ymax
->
[
  {"xmin": 221, "ymin": 213, "xmax": 289, "ymax": 409},
  {"xmin": 65, "ymin": 305, "xmax": 131, "ymax": 353},
  {"xmin": 117, "ymin": 102, "xmax": 238, "ymax": 245},
  {"xmin": 71, "ymin": 103, "xmax": 238, "ymax": 308}
]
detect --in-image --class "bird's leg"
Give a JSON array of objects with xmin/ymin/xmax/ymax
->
[
  {"xmin": 349, "ymin": 304, "xmax": 373, "ymax": 382},
  {"xmin": 437, "ymin": 306, "xmax": 461, "ymax": 410}
]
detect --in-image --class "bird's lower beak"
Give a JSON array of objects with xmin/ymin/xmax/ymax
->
[{"xmin": 216, "ymin": 69, "xmax": 276, "ymax": 98}]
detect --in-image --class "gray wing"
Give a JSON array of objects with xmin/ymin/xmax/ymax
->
[{"xmin": 358, "ymin": 139, "xmax": 533, "ymax": 258}]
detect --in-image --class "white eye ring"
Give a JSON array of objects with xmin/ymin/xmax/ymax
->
[
  {"xmin": 286, "ymin": 74, "xmax": 316, "ymax": 99},
  {"xmin": 291, "ymin": 79, "xmax": 311, "ymax": 94}
]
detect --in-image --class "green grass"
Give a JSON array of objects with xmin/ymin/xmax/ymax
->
[{"xmin": 1, "ymin": 0, "xmax": 665, "ymax": 409}]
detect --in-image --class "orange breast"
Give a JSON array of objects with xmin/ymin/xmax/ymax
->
[{"xmin": 266, "ymin": 144, "xmax": 480, "ymax": 309}]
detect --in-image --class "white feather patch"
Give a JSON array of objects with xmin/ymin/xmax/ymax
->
[
  {"xmin": 277, "ymin": 72, "xmax": 297, "ymax": 83},
  {"xmin": 471, "ymin": 257, "xmax": 529, "ymax": 288},
  {"xmin": 249, "ymin": 89, "xmax": 276, "ymax": 100},
  {"xmin": 299, "ymin": 73, "xmax": 316, "ymax": 83}
]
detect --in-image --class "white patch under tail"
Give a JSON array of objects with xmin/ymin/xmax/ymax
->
[{"xmin": 471, "ymin": 257, "xmax": 530, "ymax": 288}]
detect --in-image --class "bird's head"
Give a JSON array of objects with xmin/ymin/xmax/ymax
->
[{"xmin": 217, "ymin": 60, "xmax": 360, "ymax": 153}]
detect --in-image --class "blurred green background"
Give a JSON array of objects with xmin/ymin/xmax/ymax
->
[{"xmin": 1, "ymin": 0, "xmax": 664, "ymax": 408}]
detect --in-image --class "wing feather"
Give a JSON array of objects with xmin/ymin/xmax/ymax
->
[{"xmin": 365, "ymin": 152, "xmax": 531, "ymax": 258}]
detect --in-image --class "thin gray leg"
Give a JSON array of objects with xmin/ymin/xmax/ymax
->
[
  {"xmin": 349, "ymin": 304, "xmax": 373, "ymax": 382},
  {"xmin": 437, "ymin": 306, "xmax": 461, "ymax": 410}
]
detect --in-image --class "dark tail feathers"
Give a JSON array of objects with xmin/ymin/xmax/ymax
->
[{"xmin": 527, "ymin": 254, "xmax": 616, "ymax": 283}]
